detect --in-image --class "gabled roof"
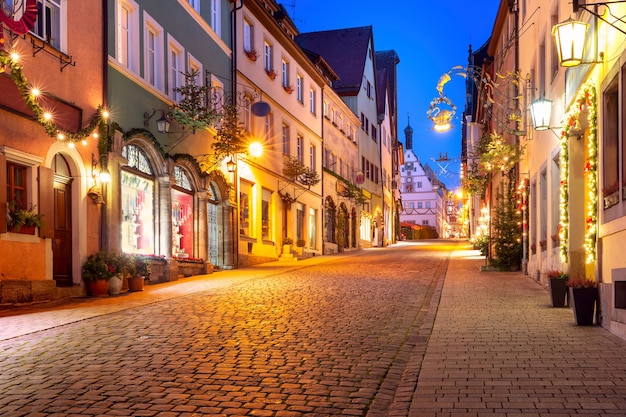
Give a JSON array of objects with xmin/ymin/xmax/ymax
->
[
  {"xmin": 296, "ymin": 26, "xmax": 373, "ymax": 96},
  {"xmin": 375, "ymin": 50, "xmax": 400, "ymax": 117}
]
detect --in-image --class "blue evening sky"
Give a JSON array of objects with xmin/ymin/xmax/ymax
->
[{"xmin": 286, "ymin": 0, "xmax": 501, "ymax": 189}]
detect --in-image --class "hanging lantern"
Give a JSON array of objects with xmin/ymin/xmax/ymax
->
[
  {"xmin": 529, "ymin": 97, "xmax": 553, "ymax": 131},
  {"xmin": 552, "ymin": 18, "xmax": 588, "ymax": 67}
]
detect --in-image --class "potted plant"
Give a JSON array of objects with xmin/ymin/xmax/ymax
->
[
  {"xmin": 108, "ymin": 253, "xmax": 126, "ymax": 295},
  {"xmin": 7, "ymin": 201, "xmax": 44, "ymax": 234},
  {"xmin": 245, "ymin": 49, "xmax": 258, "ymax": 61},
  {"xmin": 547, "ymin": 270, "xmax": 568, "ymax": 307},
  {"xmin": 127, "ymin": 255, "xmax": 149, "ymax": 292},
  {"xmin": 282, "ymin": 237, "xmax": 293, "ymax": 255},
  {"xmin": 82, "ymin": 252, "xmax": 115, "ymax": 296},
  {"xmin": 266, "ymin": 69, "xmax": 277, "ymax": 79},
  {"xmin": 567, "ymin": 277, "xmax": 598, "ymax": 326}
]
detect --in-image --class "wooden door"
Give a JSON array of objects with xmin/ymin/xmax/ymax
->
[{"xmin": 52, "ymin": 178, "xmax": 72, "ymax": 286}]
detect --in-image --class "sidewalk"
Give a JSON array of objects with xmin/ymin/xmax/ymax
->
[
  {"xmin": 0, "ymin": 253, "xmax": 352, "ymax": 341},
  {"xmin": 407, "ymin": 247, "xmax": 626, "ymax": 416}
]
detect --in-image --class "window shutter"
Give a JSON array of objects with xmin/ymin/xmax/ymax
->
[{"xmin": 38, "ymin": 166, "xmax": 54, "ymax": 239}]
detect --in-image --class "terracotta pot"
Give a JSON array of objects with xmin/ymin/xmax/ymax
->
[
  {"xmin": 128, "ymin": 276, "xmax": 145, "ymax": 292},
  {"xmin": 88, "ymin": 279, "xmax": 109, "ymax": 297}
]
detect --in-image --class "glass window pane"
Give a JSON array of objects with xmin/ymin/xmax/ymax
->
[{"xmin": 121, "ymin": 170, "xmax": 155, "ymax": 254}]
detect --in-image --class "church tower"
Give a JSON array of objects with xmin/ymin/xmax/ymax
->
[{"xmin": 404, "ymin": 117, "xmax": 414, "ymax": 150}]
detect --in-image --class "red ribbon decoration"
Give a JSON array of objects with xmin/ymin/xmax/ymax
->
[{"xmin": 0, "ymin": 0, "xmax": 38, "ymax": 35}]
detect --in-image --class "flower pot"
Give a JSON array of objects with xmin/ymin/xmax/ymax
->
[
  {"xmin": 570, "ymin": 287, "xmax": 597, "ymax": 326},
  {"xmin": 109, "ymin": 274, "xmax": 123, "ymax": 295},
  {"xmin": 128, "ymin": 276, "xmax": 145, "ymax": 292},
  {"xmin": 549, "ymin": 277, "xmax": 568, "ymax": 307},
  {"xmin": 88, "ymin": 279, "xmax": 109, "ymax": 297}
]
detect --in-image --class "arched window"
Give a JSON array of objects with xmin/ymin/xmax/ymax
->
[
  {"xmin": 172, "ymin": 166, "xmax": 194, "ymax": 257},
  {"xmin": 121, "ymin": 144, "xmax": 155, "ymax": 254}
]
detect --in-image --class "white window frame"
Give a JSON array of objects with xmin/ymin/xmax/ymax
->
[
  {"xmin": 243, "ymin": 18, "xmax": 253, "ymax": 52},
  {"xmin": 167, "ymin": 35, "xmax": 185, "ymax": 102},
  {"xmin": 115, "ymin": 0, "xmax": 140, "ymax": 73},
  {"xmin": 296, "ymin": 74, "xmax": 303, "ymax": 103},
  {"xmin": 211, "ymin": 0, "xmax": 221, "ymax": 37},
  {"xmin": 309, "ymin": 144, "xmax": 316, "ymax": 170},
  {"xmin": 281, "ymin": 59, "xmax": 289, "ymax": 88},
  {"xmin": 209, "ymin": 74, "xmax": 224, "ymax": 112},
  {"xmin": 186, "ymin": 0, "xmax": 200, "ymax": 13},
  {"xmin": 264, "ymin": 41, "xmax": 273, "ymax": 72},
  {"xmin": 282, "ymin": 124, "xmax": 290, "ymax": 155},
  {"xmin": 297, "ymin": 135, "xmax": 304, "ymax": 162},
  {"xmin": 143, "ymin": 13, "xmax": 165, "ymax": 92},
  {"xmin": 309, "ymin": 88, "xmax": 316, "ymax": 114},
  {"xmin": 31, "ymin": 0, "xmax": 65, "ymax": 51},
  {"xmin": 265, "ymin": 112, "xmax": 273, "ymax": 145}
]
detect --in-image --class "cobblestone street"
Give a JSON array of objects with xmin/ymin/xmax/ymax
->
[
  {"xmin": 3, "ymin": 241, "xmax": 626, "ymax": 417},
  {"xmin": 0, "ymin": 242, "xmax": 450, "ymax": 416}
]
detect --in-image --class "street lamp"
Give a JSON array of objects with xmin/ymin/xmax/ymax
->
[
  {"xmin": 529, "ymin": 97, "xmax": 553, "ymax": 131},
  {"xmin": 552, "ymin": 18, "xmax": 588, "ymax": 67}
]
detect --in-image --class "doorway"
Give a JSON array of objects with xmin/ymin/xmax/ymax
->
[{"xmin": 51, "ymin": 154, "xmax": 73, "ymax": 287}]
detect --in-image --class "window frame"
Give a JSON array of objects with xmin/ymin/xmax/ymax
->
[{"xmin": 143, "ymin": 12, "xmax": 165, "ymax": 91}]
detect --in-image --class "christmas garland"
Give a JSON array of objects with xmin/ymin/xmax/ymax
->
[
  {"xmin": 559, "ymin": 83, "xmax": 597, "ymax": 263},
  {"xmin": 0, "ymin": 51, "xmax": 105, "ymax": 143}
]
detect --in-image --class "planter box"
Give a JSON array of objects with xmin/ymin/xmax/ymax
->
[
  {"xmin": 177, "ymin": 261, "xmax": 206, "ymax": 277},
  {"xmin": 571, "ymin": 287, "xmax": 598, "ymax": 326},
  {"xmin": 549, "ymin": 278, "xmax": 568, "ymax": 307}
]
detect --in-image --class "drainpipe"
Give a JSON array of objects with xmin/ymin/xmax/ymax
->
[
  {"xmin": 231, "ymin": 0, "xmax": 244, "ymax": 98},
  {"xmin": 100, "ymin": 0, "xmax": 109, "ymax": 251},
  {"xmin": 321, "ymin": 86, "xmax": 325, "ymax": 254}
]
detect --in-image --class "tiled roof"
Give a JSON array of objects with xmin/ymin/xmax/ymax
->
[{"xmin": 296, "ymin": 26, "xmax": 373, "ymax": 95}]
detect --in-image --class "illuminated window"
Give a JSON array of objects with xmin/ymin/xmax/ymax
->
[
  {"xmin": 262, "ymin": 188, "xmax": 272, "ymax": 240},
  {"xmin": 121, "ymin": 145, "xmax": 155, "ymax": 254},
  {"xmin": 240, "ymin": 181, "xmax": 253, "ymax": 237},
  {"xmin": 172, "ymin": 166, "xmax": 194, "ymax": 258}
]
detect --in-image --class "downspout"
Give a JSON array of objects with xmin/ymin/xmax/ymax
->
[
  {"xmin": 321, "ymin": 86, "xmax": 325, "ymax": 254},
  {"xmin": 230, "ymin": 0, "xmax": 244, "ymax": 267},
  {"xmin": 231, "ymin": 0, "xmax": 244, "ymax": 98},
  {"xmin": 100, "ymin": 0, "xmax": 109, "ymax": 251}
]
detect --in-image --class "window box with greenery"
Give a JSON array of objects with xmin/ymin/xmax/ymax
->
[
  {"xmin": 7, "ymin": 201, "xmax": 44, "ymax": 234},
  {"xmin": 266, "ymin": 69, "xmax": 277, "ymax": 80}
]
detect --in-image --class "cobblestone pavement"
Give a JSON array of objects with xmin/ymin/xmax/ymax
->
[
  {"xmin": 0, "ymin": 241, "xmax": 451, "ymax": 417},
  {"xmin": 3, "ymin": 241, "xmax": 626, "ymax": 417}
]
